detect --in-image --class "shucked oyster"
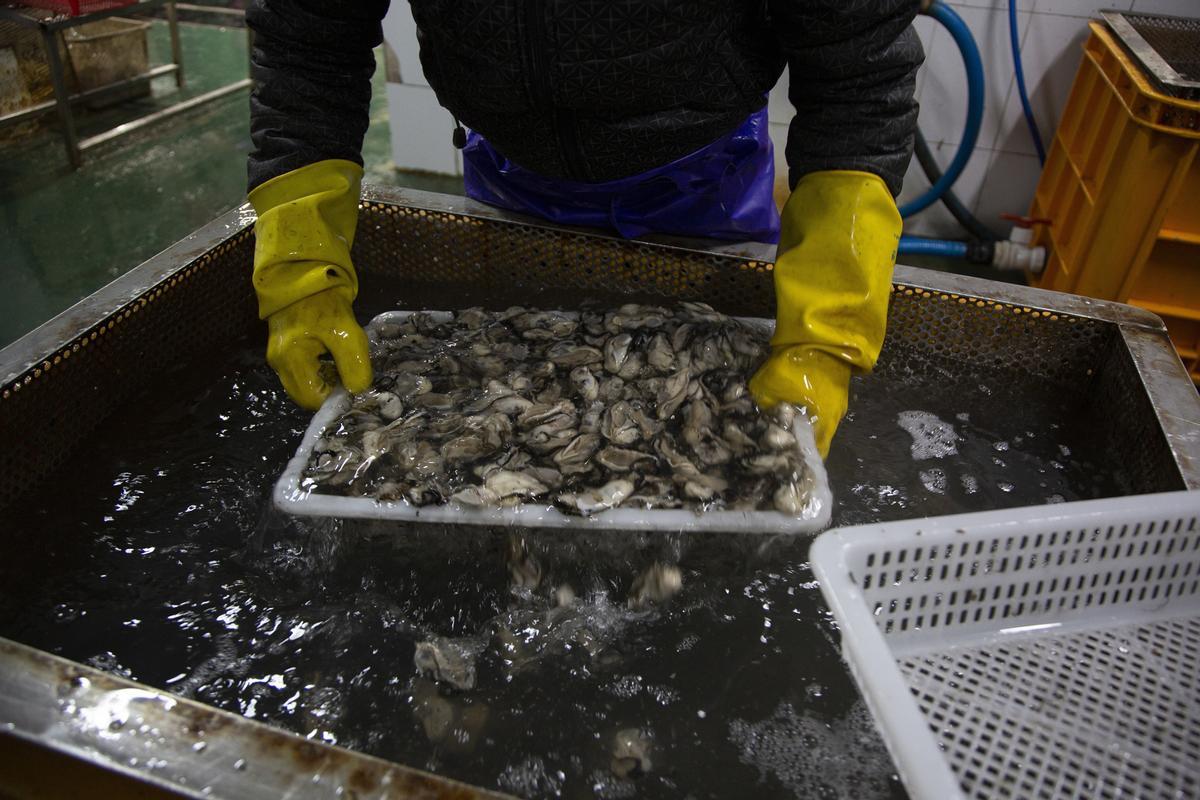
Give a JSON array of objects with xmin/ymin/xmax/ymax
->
[
  {"xmin": 603, "ymin": 333, "xmax": 632, "ymax": 375},
  {"xmin": 570, "ymin": 366, "xmax": 599, "ymax": 403},
  {"xmin": 546, "ymin": 341, "xmax": 603, "ymax": 367},
  {"xmin": 484, "ymin": 470, "xmax": 549, "ymax": 501},
  {"xmin": 596, "ymin": 447, "xmax": 654, "ymax": 472},
  {"xmin": 557, "ymin": 478, "xmax": 634, "ymax": 516},
  {"xmin": 553, "ymin": 433, "xmax": 602, "ymax": 474},
  {"xmin": 656, "ymin": 368, "xmax": 690, "ymax": 420},
  {"xmin": 601, "ymin": 401, "xmax": 639, "ymax": 446}
]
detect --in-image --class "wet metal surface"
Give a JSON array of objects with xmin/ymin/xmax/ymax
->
[{"xmin": 0, "ymin": 637, "xmax": 511, "ymax": 799}]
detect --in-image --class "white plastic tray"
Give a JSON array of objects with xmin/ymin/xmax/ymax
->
[
  {"xmin": 811, "ymin": 490, "xmax": 1200, "ymax": 800},
  {"xmin": 274, "ymin": 311, "xmax": 832, "ymax": 534}
]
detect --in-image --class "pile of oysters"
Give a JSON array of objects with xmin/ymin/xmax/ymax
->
[{"xmin": 302, "ymin": 303, "xmax": 813, "ymax": 516}]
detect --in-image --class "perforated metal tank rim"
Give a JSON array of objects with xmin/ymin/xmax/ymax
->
[{"xmin": 2, "ymin": 185, "xmax": 1198, "ymax": 486}]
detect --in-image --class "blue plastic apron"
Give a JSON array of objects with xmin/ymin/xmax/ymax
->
[{"xmin": 461, "ymin": 107, "xmax": 780, "ymax": 244}]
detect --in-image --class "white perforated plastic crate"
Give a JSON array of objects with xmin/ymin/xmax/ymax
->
[
  {"xmin": 274, "ymin": 310, "xmax": 832, "ymax": 533},
  {"xmin": 810, "ymin": 491, "xmax": 1200, "ymax": 800}
]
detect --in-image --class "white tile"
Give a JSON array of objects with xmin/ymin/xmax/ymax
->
[
  {"xmin": 898, "ymin": 193, "xmax": 961, "ymax": 238},
  {"xmin": 995, "ymin": 12, "xmax": 1090, "ymax": 156},
  {"xmin": 1130, "ymin": 0, "xmax": 1200, "ymax": 16},
  {"xmin": 951, "ymin": 0, "xmax": 1006, "ymax": 10},
  {"xmin": 972, "ymin": 150, "xmax": 1044, "ymax": 235},
  {"xmin": 914, "ymin": 14, "xmax": 939, "ymax": 54},
  {"xmin": 1034, "ymin": 0, "xmax": 1132, "ymax": 16},
  {"xmin": 386, "ymin": 83, "xmax": 457, "ymax": 174},
  {"xmin": 912, "ymin": 15, "xmax": 939, "ymax": 98},
  {"xmin": 920, "ymin": 5, "xmax": 1029, "ymax": 150},
  {"xmin": 898, "ymin": 143, "xmax": 994, "ymax": 239},
  {"xmin": 768, "ymin": 67, "xmax": 790, "ymax": 124},
  {"xmin": 381, "ymin": 40, "xmax": 401, "ymax": 84},
  {"xmin": 952, "ymin": 0, "xmax": 1131, "ymax": 17},
  {"xmin": 768, "ymin": 121, "xmax": 791, "ymax": 206},
  {"xmin": 381, "ymin": 0, "xmax": 427, "ymax": 86},
  {"xmin": 769, "ymin": 121, "xmax": 789, "ymax": 178}
]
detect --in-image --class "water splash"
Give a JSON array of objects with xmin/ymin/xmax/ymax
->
[{"xmin": 896, "ymin": 410, "xmax": 960, "ymax": 460}]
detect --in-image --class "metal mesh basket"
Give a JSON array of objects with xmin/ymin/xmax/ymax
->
[
  {"xmin": 0, "ymin": 8, "xmax": 70, "ymax": 132},
  {"xmin": 1104, "ymin": 10, "xmax": 1200, "ymax": 99},
  {"xmin": 811, "ymin": 490, "xmax": 1200, "ymax": 800},
  {"xmin": 63, "ymin": 16, "xmax": 150, "ymax": 97}
]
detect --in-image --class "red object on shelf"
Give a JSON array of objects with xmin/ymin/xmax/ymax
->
[{"xmin": 17, "ymin": 0, "xmax": 137, "ymax": 16}]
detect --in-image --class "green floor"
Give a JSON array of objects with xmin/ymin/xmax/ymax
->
[
  {"xmin": 0, "ymin": 19, "xmax": 1011, "ymax": 350},
  {"xmin": 0, "ymin": 20, "xmax": 460, "ymax": 349}
]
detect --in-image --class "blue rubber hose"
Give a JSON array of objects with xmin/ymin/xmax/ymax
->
[
  {"xmin": 900, "ymin": 1, "xmax": 986, "ymax": 219},
  {"xmin": 1009, "ymin": 0, "xmax": 1046, "ymax": 164},
  {"xmin": 898, "ymin": 235, "xmax": 969, "ymax": 258}
]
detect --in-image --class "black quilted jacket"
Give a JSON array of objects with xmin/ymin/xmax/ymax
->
[{"xmin": 247, "ymin": 0, "xmax": 922, "ymax": 195}]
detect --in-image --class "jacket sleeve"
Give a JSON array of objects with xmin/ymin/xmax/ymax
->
[
  {"xmin": 769, "ymin": 0, "xmax": 923, "ymax": 196},
  {"xmin": 246, "ymin": 0, "xmax": 391, "ymax": 192}
]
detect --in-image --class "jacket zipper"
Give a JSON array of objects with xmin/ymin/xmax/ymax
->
[{"xmin": 523, "ymin": 0, "xmax": 588, "ymax": 181}]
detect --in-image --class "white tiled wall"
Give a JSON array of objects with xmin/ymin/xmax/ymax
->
[
  {"xmin": 384, "ymin": 0, "xmax": 1192, "ymax": 238},
  {"xmin": 883, "ymin": 0, "xmax": 1190, "ymax": 238},
  {"xmin": 382, "ymin": 1, "xmax": 461, "ymax": 175},
  {"xmin": 770, "ymin": 0, "xmax": 1120, "ymax": 239},
  {"xmin": 386, "ymin": 83, "xmax": 460, "ymax": 175},
  {"xmin": 382, "ymin": 3, "xmax": 426, "ymax": 87}
]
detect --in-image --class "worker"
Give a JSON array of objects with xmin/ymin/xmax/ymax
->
[{"xmin": 246, "ymin": 1, "xmax": 921, "ymax": 458}]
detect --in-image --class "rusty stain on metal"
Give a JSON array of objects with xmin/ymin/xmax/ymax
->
[{"xmin": 0, "ymin": 637, "xmax": 512, "ymax": 799}]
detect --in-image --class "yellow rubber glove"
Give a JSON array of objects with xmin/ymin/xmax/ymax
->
[
  {"xmin": 248, "ymin": 159, "xmax": 373, "ymax": 410},
  {"xmin": 749, "ymin": 170, "xmax": 900, "ymax": 457}
]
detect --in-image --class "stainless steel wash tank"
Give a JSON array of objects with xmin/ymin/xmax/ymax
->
[{"xmin": 2, "ymin": 187, "xmax": 1199, "ymax": 797}]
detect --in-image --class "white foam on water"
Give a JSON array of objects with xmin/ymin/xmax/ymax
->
[
  {"xmin": 165, "ymin": 635, "xmax": 250, "ymax": 700},
  {"xmin": 647, "ymin": 684, "xmax": 679, "ymax": 706},
  {"xmin": 896, "ymin": 411, "xmax": 960, "ymax": 460},
  {"xmin": 960, "ymin": 474, "xmax": 979, "ymax": 494},
  {"xmin": 85, "ymin": 651, "xmax": 134, "ymax": 679},
  {"xmin": 587, "ymin": 768, "xmax": 638, "ymax": 799},
  {"xmin": 496, "ymin": 756, "xmax": 564, "ymax": 797},
  {"xmin": 918, "ymin": 468, "xmax": 947, "ymax": 495},
  {"xmin": 728, "ymin": 700, "xmax": 894, "ymax": 797},
  {"xmin": 607, "ymin": 675, "xmax": 643, "ymax": 700}
]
